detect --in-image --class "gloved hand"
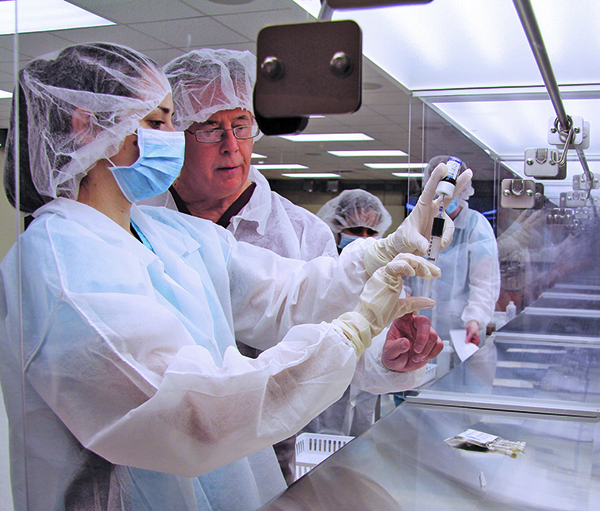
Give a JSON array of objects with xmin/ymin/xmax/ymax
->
[
  {"xmin": 332, "ymin": 254, "xmax": 439, "ymax": 356},
  {"xmin": 382, "ymin": 313, "xmax": 443, "ymax": 373},
  {"xmin": 363, "ymin": 163, "xmax": 473, "ymax": 275}
]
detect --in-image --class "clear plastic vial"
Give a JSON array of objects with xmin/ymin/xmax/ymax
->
[{"xmin": 506, "ymin": 301, "xmax": 517, "ymax": 321}]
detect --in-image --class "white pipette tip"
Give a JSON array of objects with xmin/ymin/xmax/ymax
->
[{"xmin": 423, "ymin": 278, "xmax": 432, "ymax": 299}]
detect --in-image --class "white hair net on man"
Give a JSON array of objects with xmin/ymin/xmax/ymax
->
[
  {"xmin": 4, "ymin": 42, "xmax": 170, "ymax": 212},
  {"xmin": 423, "ymin": 155, "xmax": 474, "ymax": 207},
  {"xmin": 164, "ymin": 48, "xmax": 256, "ymax": 131},
  {"xmin": 317, "ymin": 189, "xmax": 393, "ymax": 236}
]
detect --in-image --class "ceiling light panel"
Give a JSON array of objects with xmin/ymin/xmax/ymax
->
[
  {"xmin": 282, "ymin": 173, "xmax": 341, "ymax": 178},
  {"xmin": 329, "ymin": 150, "xmax": 407, "ymax": 157},
  {"xmin": 279, "ymin": 133, "xmax": 374, "ymax": 142},
  {"xmin": 431, "ymin": 97, "xmax": 600, "ymax": 158},
  {"xmin": 254, "ymin": 164, "xmax": 308, "ymax": 170},
  {"xmin": 365, "ymin": 163, "xmax": 427, "ymax": 169},
  {"xmin": 0, "ymin": 0, "xmax": 113, "ymax": 35},
  {"xmin": 327, "ymin": 0, "xmax": 600, "ymax": 92},
  {"xmin": 392, "ymin": 173, "xmax": 424, "ymax": 178}
]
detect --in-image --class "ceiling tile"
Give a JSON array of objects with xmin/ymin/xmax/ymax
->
[
  {"xmin": 0, "ymin": 45, "xmax": 14, "ymax": 64},
  {"xmin": 130, "ymin": 17, "xmax": 248, "ymax": 49},
  {"xmin": 139, "ymin": 48, "xmax": 186, "ymax": 67},
  {"xmin": 182, "ymin": 0, "xmax": 291, "ymax": 17},
  {"xmin": 12, "ymin": 32, "xmax": 74, "ymax": 59},
  {"xmin": 69, "ymin": 0, "xmax": 204, "ymax": 24},
  {"xmin": 55, "ymin": 24, "xmax": 170, "ymax": 51},
  {"xmin": 212, "ymin": 7, "xmax": 312, "ymax": 40}
]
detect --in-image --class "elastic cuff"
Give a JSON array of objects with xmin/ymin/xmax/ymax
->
[{"xmin": 331, "ymin": 312, "xmax": 373, "ymax": 357}]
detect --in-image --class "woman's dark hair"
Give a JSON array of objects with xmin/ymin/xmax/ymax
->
[{"xmin": 3, "ymin": 42, "xmax": 161, "ymax": 212}]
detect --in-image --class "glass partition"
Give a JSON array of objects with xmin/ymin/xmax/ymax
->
[
  {"xmin": 0, "ymin": 2, "xmax": 17, "ymax": 509},
  {"xmin": 1, "ymin": 1, "xmax": 599, "ymax": 509}
]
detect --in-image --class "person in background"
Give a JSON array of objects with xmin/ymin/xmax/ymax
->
[
  {"xmin": 142, "ymin": 49, "xmax": 460, "ymax": 482},
  {"xmin": 414, "ymin": 155, "xmax": 501, "ymax": 346},
  {"xmin": 309, "ymin": 189, "xmax": 439, "ymax": 436},
  {"xmin": 0, "ymin": 42, "xmax": 443, "ymax": 511},
  {"xmin": 317, "ymin": 188, "xmax": 393, "ymax": 253}
]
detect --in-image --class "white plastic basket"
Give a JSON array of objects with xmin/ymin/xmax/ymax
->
[{"xmin": 295, "ymin": 432, "xmax": 353, "ymax": 479}]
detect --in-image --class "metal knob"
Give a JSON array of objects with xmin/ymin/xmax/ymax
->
[
  {"xmin": 261, "ymin": 56, "xmax": 284, "ymax": 81},
  {"xmin": 330, "ymin": 52, "xmax": 353, "ymax": 78}
]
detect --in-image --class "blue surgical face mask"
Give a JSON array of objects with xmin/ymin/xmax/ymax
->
[
  {"xmin": 339, "ymin": 232, "xmax": 361, "ymax": 250},
  {"xmin": 445, "ymin": 197, "xmax": 459, "ymax": 215},
  {"xmin": 109, "ymin": 128, "xmax": 185, "ymax": 203}
]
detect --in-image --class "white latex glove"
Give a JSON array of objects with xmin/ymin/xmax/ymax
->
[
  {"xmin": 364, "ymin": 163, "xmax": 473, "ymax": 275},
  {"xmin": 332, "ymin": 254, "xmax": 439, "ymax": 356}
]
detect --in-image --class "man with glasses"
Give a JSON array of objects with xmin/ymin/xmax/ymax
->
[
  {"xmin": 143, "ymin": 48, "xmax": 340, "ymax": 487},
  {"xmin": 148, "ymin": 49, "xmax": 338, "ymax": 265},
  {"xmin": 143, "ymin": 48, "xmax": 448, "ymax": 487}
]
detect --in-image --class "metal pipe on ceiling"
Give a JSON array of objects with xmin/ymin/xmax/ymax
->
[{"xmin": 513, "ymin": 0, "xmax": 592, "ymax": 179}]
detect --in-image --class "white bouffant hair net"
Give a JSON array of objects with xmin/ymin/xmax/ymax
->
[
  {"xmin": 164, "ymin": 48, "xmax": 256, "ymax": 131},
  {"xmin": 4, "ymin": 42, "xmax": 170, "ymax": 212},
  {"xmin": 317, "ymin": 189, "xmax": 393, "ymax": 236},
  {"xmin": 423, "ymin": 155, "xmax": 474, "ymax": 204}
]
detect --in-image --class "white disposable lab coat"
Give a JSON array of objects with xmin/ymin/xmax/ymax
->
[
  {"xmin": 226, "ymin": 167, "xmax": 339, "ymax": 260},
  {"xmin": 224, "ymin": 168, "xmax": 425, "ymax": 435},
  {"xmin": 0, "ymin": 198, "xmax": 404, "ymax": 511},
  {"xmin": 145, "ymin": 166, "xmax": 339, "ymax": 261}
]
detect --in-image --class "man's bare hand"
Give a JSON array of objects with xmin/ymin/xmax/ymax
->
[{"xmin": 382, "ymin": 313, "xmax": 443, "ymax": 373}]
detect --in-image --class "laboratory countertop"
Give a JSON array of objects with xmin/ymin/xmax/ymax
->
[
  {"xmin": 407, "ymin": 340, "xmax": 600, "ymax": 417},
  {"xmin": 260, "ymin": 271, "xmax": 600, "ymax": 510},
  {"xmin": 525, "ymin": 295, "xmax": 600, "ymax": 317},
  {"xmin": 494, "ymin": 312, "xmax": 600, "ymax": 342},
  {"xmin": 260, "ymin": 403, "xmax": 600, "ymax": 511}
]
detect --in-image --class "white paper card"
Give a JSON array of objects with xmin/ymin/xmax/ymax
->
[{"xmin": 450, "ymin": 329, "xmax": 479, "ymax": 362}]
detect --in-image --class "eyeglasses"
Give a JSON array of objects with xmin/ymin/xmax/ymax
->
[
  {"xmin": 186, "ymin": 124, "xmax": 261, "ymax": 143},
  {"xmin": 345, "ymin": 226, "xmax": 379, "ymax": 237}
]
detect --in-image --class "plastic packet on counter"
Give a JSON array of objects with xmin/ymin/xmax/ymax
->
[{"xmin": 445, "ymin": 428, "xmax": 526, "ymax": 458}]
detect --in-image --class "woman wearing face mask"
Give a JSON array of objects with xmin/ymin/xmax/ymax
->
[
  {"xmin": 317, "ymin": 189, "xmax": 393, "ymax": 253},
  {"xmin": 0, "ymin": 43, "xmax": 441, "ymax": 510}
]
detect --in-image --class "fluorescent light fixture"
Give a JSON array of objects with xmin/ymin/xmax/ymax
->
[
  {"xmin": 430, "ymin": 97, "xmax": 600, "ymax": 159},
  {"xmin": 251, "ymin": 153, "xmax": 266, "ymax": 159},
  {"xmin": 309, "ymin": 115, "xmax": 325, "ymax": 119},
  {"xmin": 0, "ymin": 90, "xmax": 12, "ymax": 99},
  {"xmin": 329, "ymin": 150, "xmax": 407, "ymax": 157},
  {"xmin": 0, "ymin": 0, "xmax": 114, "ymax": 35},
  {"xmin": 323, "ymin": 1, "xmax": 599, "ymax": 92},
  {"xmin": 282, "ymin": 173, "xmax": 341, "ymax": 178},
  {"xmin": 392, "ymin": 173, "xmax": 424, "ymax": 178},
  {"xmin": 279, "ymin": 133, "xmax": 374, "ymax": 142},
  {"xmin": 365, "ymin": 163, "xmax": 427, "ymax": 169},
  {"xmin": 254, "ymin": 164, "xmax": 308, "ymax": 170}
]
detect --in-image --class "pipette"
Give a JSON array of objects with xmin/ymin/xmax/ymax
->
[{"xmin": 422, "ymin": 156, "xmax": 463, "ymax": 298}]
